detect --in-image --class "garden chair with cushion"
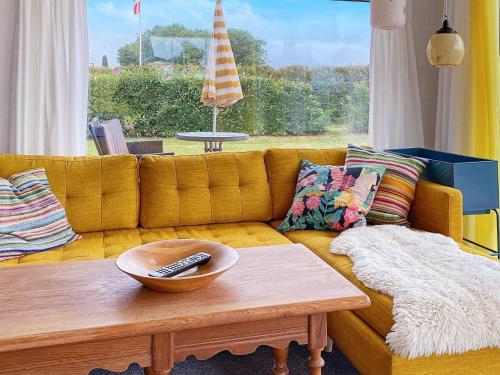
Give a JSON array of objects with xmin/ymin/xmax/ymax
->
[{"xmin": 88, "ymin": 118, "xmax": 174, "ymax": 157}]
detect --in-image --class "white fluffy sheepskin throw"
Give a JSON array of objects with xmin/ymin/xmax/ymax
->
[{"xmin": 330, "ymin": 225, "xmax": 500, "ymax": 359}]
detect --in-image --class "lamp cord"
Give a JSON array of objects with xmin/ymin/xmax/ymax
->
[{"xmin": 444, "ymin": 0, "xmax": 449, "ymax": 20}]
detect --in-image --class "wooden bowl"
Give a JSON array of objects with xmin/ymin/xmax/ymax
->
[{"xmin": 115, "ymin": 239, "xmax": 239, "ymax": 293}]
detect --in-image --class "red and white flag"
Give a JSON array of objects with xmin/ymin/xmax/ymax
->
[{"xmin": 133, "ymin": 0, "xmax": 141, "ymax": 15}]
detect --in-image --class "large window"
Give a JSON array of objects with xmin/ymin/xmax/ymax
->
[{"xmin": 87, "ymin": 0, "xmax": 370, "ymax": 155}]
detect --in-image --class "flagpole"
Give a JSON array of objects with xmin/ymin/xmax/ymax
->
[{"xmin": 139, "ymin": 4, "xmax": 142, "ymax": 66}]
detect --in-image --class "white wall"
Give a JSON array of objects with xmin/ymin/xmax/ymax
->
[
  {"xmin": 0, "ymin": 0, "xmax": 17, "ymax": 152},
  {"xmin": 412, "ymin": 0, "xmax": 443, "ymax": 148}
]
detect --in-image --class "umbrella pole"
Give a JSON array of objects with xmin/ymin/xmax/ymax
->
[{"xmin": 212, "ymin": 106, "xmax": 218, "ymax": 134}]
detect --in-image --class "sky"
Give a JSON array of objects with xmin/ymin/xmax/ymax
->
[{"xmin": 88, "ymin": 0, "xmax": 371, "ymax": 67}]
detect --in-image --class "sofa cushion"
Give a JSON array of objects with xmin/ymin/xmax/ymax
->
[
  {"xmin": 280, "ymin": 228, "xmax": 491, "ymax": 339},
  {"xmin": 140, "ymin": 152, "xmax": 272, "ymax": 228},
  {"xmin": 0, "ymin": 222, "xmax": 291, "ymax": 267},
  {"xmin": 0, "ymin": 155, "xmax": 139, "ymax": 233},
  {"xmin": 280, "ymin": 228, "xmax": 393, "ymax": 337},
  {"xmin": 265, "ymin": 148, "xmax": 347, "ymax": 220}
]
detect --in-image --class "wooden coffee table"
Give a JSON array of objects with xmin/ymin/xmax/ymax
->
[{"xmin": 0, "ymin": 244, "xmax": 369, "ymax": 375}]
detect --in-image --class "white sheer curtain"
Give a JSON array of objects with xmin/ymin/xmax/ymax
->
[
  {"xmin": 0, "ymin": 0, "xmax": 17, "ymax": 153},
  {"xmin": 435, "ymin": 1, "xmax": 469, "ymax": 153},
  {"xmin": 369, "ymin": 0, "xmax": 425, "ymax": 149},
  {"xmin": 3, "ymin": 0, "xmax": 88, "ymax": 156}
]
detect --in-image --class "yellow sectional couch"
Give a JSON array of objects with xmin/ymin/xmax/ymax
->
[
  {"xmin": 0, "ymin": 152, "xmax": 290, "ymax": 267},
  {"xmin": 0, "ymin": 150, "xmax": 498, "ymax": 374}
]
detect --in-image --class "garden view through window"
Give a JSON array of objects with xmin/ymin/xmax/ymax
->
[{"xmin": 87, "ymin": 0, "xmax": 370, "ymax": 155}]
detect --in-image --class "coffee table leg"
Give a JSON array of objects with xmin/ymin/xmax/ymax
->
[
  {"xmin": 308, "ymin": 313, "xmax": 327, "ymax": 375},
  {"xmin": 272, "ymin": 346, "xmax": 289, "ymax": 375},
  {"xmin": 145, "ymin": 333, "xmax": 174, "ymax": 375},
  {"xmin": 145, "ymin": 368, "xmax": 168, "ymax": 375}
]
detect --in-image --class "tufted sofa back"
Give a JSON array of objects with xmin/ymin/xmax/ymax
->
[
  {"xmin": 0, "ymin": 149, "xmax": 351, "ymax": 233},
  {"xmin": 139, "ymin": 151, "xmax": 273, "ymax": 228},
  {"xmin": 0, "ymin": 154, "xmax": 139, "ymax": 233},
  {"xmin": 265, "ymin": 148, "xmax": 348, "ymax": 220}
]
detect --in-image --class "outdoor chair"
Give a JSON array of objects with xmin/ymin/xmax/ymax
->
[{"xmin": 88, "ymin": 118, "xmax": 174, "ymax": 158}]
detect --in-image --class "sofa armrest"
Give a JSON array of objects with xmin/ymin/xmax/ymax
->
[{"xmin": 408, "ymin": 180, "xmax": 463, "ymax": 243}]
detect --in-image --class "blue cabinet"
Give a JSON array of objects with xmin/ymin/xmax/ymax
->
[{"xmin": 387, "ymin": 148, "xmax": 499, "ymax": 215}]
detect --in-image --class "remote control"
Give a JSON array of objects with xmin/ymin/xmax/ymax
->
[{"xmin": 148, "ymin": 252, "xmax": 211, "ymax": 278}]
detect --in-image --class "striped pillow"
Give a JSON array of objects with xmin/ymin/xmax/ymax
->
[
  {"xmin": 0, "ymin": 169, "xmax": 81, "ymax": 260},
  {"xmin": 345, "ymin": 145, "xmax": 428, "ymax": 225}
]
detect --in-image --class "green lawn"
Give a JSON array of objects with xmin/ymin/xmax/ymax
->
[{"xmin": 86, "ymin": 125, "xmax": 368, "ymax": 156}]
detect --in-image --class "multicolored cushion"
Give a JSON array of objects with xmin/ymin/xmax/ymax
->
[
  {"xmin": 277, "ymin": 160, "xmax": 386, "ymax": 233},
  {"xmin": 0, "ymin": 169, "xmax": 81, "ymax": 260},
  {"xmin": 345, "ymin": 145, "xmax": 428, "ymax": 225}
]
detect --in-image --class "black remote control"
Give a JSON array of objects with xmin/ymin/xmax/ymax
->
[{"xmin": 148, "ymin": 252, "xmax": 211, "ymax": 278}]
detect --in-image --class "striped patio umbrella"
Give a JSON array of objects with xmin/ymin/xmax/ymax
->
[{"xmin": 201, "ymin": 0, "xmax": 243, "ymax": 133}]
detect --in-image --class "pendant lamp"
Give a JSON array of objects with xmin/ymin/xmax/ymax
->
[
  {"xmin": 371, "ymin": 0, "xmax": 407, "ymax": 30},
  {"xmin": 427, "ymin": 0, "xmax": 465, "ymax": 67}
]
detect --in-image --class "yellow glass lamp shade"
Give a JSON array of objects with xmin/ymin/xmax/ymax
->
[{"xmin": 427, "ymin": 19, "xmax": 465, "ymax": 67}]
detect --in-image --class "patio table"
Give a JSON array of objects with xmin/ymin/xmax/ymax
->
[{"xmin": 176, "ymin": 132, "xmax": 249, "ymax": 153}]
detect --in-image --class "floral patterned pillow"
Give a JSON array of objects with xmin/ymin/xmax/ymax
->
[{"xmin": 278, "ymin": 160, "xmax": 386, "ymax": 233}]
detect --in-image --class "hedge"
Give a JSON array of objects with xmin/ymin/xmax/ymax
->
[
  {"xmin": 89, "ymin": 69, "xmax": 329, "ymax": 137},
  {"xmin": 240, "ymin": 64, "xmax": 370, "ymax": 127},
  {"xmin": 88, "ymin": 73, "xmax": 129, "ymax": 123},
  {"xmin": 346, "ymin": 81, "xmax": 369, "ymax": 134},
  {"xmin": 88, "ymin": 64, "xmax": 370, "ymax": 137}
]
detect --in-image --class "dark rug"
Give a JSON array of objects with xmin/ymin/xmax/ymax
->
[{"xmin": 89, "ymin": 342, "xmax": 359, "ymax": 375}]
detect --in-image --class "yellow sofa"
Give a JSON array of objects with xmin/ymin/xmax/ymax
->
[{"xmin": 0, "ymin": 150, "xmax": 498, "ymax": 375}]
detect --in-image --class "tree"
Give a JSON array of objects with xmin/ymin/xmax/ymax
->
[
  {"xmin": 116, "ymin": 24, "xmax": 267, "ymax": 67},
  {"xmin": 101, "ymin": 55, "xmax": 109, "ymax": 67},
  {"xmin": 117, "ymin": 24, "xmax": 210, "ymax": 66},
  {"xmin": 227, "ymin": 29, "xmax": 266, "ymax": 66},
  {"xmin": 117, "ymin": 44, "xmax": 140, "ymax": 66},
  {"xmin": 171, "ymin": 42, "xmax": 206, "ymax": 65}
]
